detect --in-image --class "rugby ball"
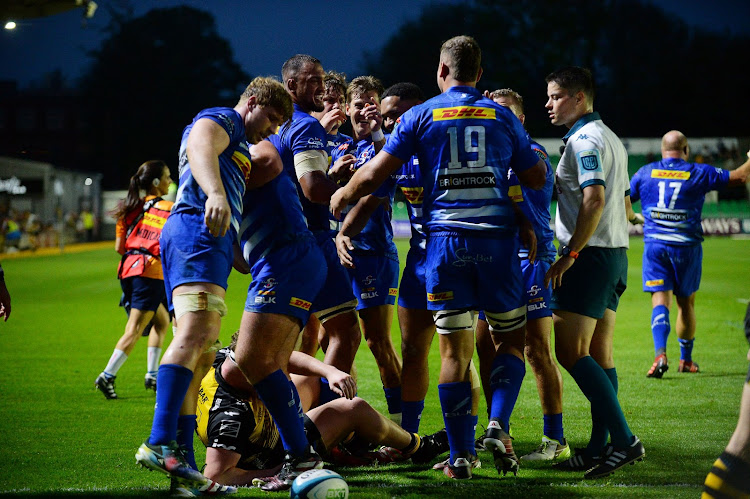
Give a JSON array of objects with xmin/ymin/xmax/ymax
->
[{"xmin": 290, "ymin": 469, "xmax": 348, "ymax": 499}]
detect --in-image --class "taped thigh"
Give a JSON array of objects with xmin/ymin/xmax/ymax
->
[
  {"xmin": 172, "ymin": 291, "xmax": 228, "ymax": 321},
  {"xmin": 314, "ymin": 299, "xmax": 358, "ymax": 324},
  {"xmin": 484, "ymin": 305, "xmax": 526, "ymax": 333},
  {"xmin": 432, "ymin": 309, "xmax": 474, "ymax": 335}
]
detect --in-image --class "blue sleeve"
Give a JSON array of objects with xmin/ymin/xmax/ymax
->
[
  {"xmin": 508, "ymin": 118, "xmax": 540, "ymax": 173},
  {"xmin": 290, "ymin": 118, "xmax": 327, "ymax": 156},
  {"xmin": 629, "ymin": 170, "xmax": 641, "ymax": 203},
  {"xmin": 383, "ymin": 108, "xmax": 419, "ymax": 163},
  {"xmin": 198, "ymin": 108, "xmax": 245, "ymax": 144},
  {"xmin": 701, "ymin": 164, "xmax": 730, "ymax": 192}
]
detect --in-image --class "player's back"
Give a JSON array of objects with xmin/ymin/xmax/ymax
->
[
  {"xmin": 631, "ymin": 158, "xmax": 729, "ymax": 244},
  {"xmin": 239, "ymin": 135, "xmax": 312, "ymax": 270},
  {"xmin": 385, "ymin": 86, "xmax": 539, "ymax": 235}
]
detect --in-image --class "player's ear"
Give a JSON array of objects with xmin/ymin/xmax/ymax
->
[
  {"xmin": 286, "ymin": 77, "xmax": 297, "ymax": 94},
  {"xmin": 246, "ymin": 95, "xmax": 257, "ymax": 111}
]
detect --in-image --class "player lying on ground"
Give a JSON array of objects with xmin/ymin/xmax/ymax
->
[{"xmin": 196, "ymin": 334, "xmax": 449, "ymax": 488}]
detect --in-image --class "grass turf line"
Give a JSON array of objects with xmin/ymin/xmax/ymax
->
[{"xmin": 0, "ymin": 237, "xmax": 748, "ymax": 497}]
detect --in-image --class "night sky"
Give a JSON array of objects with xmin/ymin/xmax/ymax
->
[{"xmin": 2, "ymin": 0, "xmax": 749, "ymax": 89}]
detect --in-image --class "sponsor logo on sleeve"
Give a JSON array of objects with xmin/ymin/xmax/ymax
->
[
  {"xmin": 400, "ymin": 186, "xmax": 424, "ymax": 204},
  {"xmin": 577, "ymin": 149, "xmax": 602, "ymax": 173},
  {"xmin": 432, "ymin": 106, "xmax": 496, "ymax": 121},
  {"xmin": 389, "ymin": 288, "xmax": 398, "ymax": 296},
  {"xmin": 306, "ymin": 137, "xmax": 325, "ymax": 149},
  {"xmin": 231, "ymin": 151, "xmax": 253, "ymax": 184}
]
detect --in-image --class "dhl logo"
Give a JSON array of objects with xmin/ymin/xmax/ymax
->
[
  {"xmin": 529, "ymin": 297, "xmax": 544, "ymax": 303},
  {"xmin": 508, "ymin": 185, "xmax": 523, "ymax": 202},
  {"xmin": 433, "ymin": 106, "xmax": 496, "ymax": 121},
  {"xmin": 258, "ymin": 290, "xmax": 276, "ymax": 296},
  {"xmin": 389, "ymin": 288, "xmax": 398, "ymax": 297},
  {"xmin": 289, "ymin": 297, "xmax": 312, "ymax": 311},
  {"xmin": 141, "ymin": 212, "xmax": 167, "ymax": 229},
  {"xmin": 427, "ymin": 291, "xmax": 454, "ymax": 302},
  {"xmin": 400, "ymin": 187, "xmax": 424, "ymax": 204},
  {"xmin": 231, "ymin": 151, "xmax": 253, "ymax": 183},
  {"xmin": 645, "ymin": 279, "xmax": 664, "ymax": 286},
  {"xmin": 651, "ymin": 170, "xmax": 690, "ymax": 180}
]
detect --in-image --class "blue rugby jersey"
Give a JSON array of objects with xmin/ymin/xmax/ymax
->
[
  {"xmin": 392, "ymin": 155, "xmax": 426, "ymax": 251},
  {"xmin": 508, "ymin": 136, "xmax": 556, "ymax": 261},
  {"xmin": 332, "ymin": 137, "xmax": 398, "ymax": 255},
  {"xmin": 174, "ymin": 107, "xmax": 251, "ymax": 237},
  {"xmin": 277, "ymin": 104, "xmax": 331, "ymax": 235},
  {"xmin": 238, "ymin": 134, "xmax": 311, "ymax": 269},
  {"xmin": 383, "ymin": 86, "xmax": 539, "ymax": 234},
  {"xmin": 630, "ymin": 158, "xmax": 729, "ymax": 245},
  {"xmin": 326, "ymin": 131, "xmax": 352, "ymax": 153}
]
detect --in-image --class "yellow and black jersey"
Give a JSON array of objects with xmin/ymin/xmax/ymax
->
[{"xmin": 196, "ymin": 349, "xmax": 285, "ymax": 470}]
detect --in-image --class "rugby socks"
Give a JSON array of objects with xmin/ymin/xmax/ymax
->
[
  {"xmin": 679, "ymin": 338, "xmax": 694, "ymax": 362},
  {"xmin": 587, "ymin": 367, "xmax": 618, "ymax": 456},
  {"xmin": 254, "ymin": 370, "xmax": 308, "ymax": 457},
  {"xmin": 146, "ymin": 346, "xmax": 161, "ymax": 379},
  {"xmin": 570, "ymin": 356, "xmax": 633, "ymax": 451},
  {"xmin": 488, "ymin": 353, "xmax": 526, "ymax": 431},
  {"xmin": 651, "ymin": 305, "xmax": 670, "ymax": 356},
  {"xmin": 401, "ymin": 399, "xmax": 425, "ymax": 433},
  {"xmin": 318, "ymin": 378, "xmax": 340, "ymax": 405},
  {"xmin": 384, "ymin": 386, "xmax": 403, "ymax": 425},
  {"xmin": 103, "ymin": 348, "xmax": 128, "ymax": 379},
  {"xmin": 176, "ymin": 415, "xmax": 198, "ymax": 470},
  {"xmin": 703, "ymin": 451, "xmax": 750, "ymax": 498},
  {"xmin": 543, "ymin": 413, "xmax": 565, "ymax": 444},
  {"xmin": 148, "ymin": 364, "xmax": 193, "ymax": 445},
  {"xmin": 438, "ymin": 381, "xmax": 474, "ymax": 464}
]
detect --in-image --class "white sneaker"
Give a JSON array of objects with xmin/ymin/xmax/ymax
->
[{"xmin": 520, "ymin": 436, "xmax": 571, "ymax": 461}]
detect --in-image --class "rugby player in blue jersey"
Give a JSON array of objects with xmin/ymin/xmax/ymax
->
[
  {"xmin": 332, "ymin": 76, "xmax": 403, "ymax": 423},
  {"xmin": 544, "ymin": 66, "xmax": 643, "ymax": 479},
  {"xmin": 301, "ymin": 71, "xmax": 356, "ymax": 358},
  {"xmin": 474, "ymin": 88, "xmax": 569, "ymax": 466},
  {"xmin": 277, "ymin": 55, "xmax": 363, "ymax": 404},
  {"xmin": 135, "ymin": 77, "xmax": 292, "ymax": 495},
  {"xmin": 229, "ymin": 136, "xmax": 338, "ymax": 491},
  {"xmin": 331, "ymin": 36, "xmax": 547, "ymax": 479},
  {"xmin": 380, "ymin": 82, "xmax": 484, "ymax": 472},
  {"xmin": 630, "ymin": 131, "xmax": 750, "ymax": 378}
]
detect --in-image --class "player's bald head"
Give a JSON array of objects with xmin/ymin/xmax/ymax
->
[{"xmin": 662, "ymin": 130, "xmax": 688, "ymax": 153}]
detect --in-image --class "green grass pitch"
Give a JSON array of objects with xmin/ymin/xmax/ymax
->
[{"xmin": 0, "ymin": 236, "xmax": 748, "ymax": 497}]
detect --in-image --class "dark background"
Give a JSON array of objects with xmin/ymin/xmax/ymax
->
[{"xmin": 1, "ymin": 0, "xmax": 749, "ymax": 189}]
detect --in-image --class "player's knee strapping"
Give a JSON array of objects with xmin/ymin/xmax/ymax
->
[
  {"xmin": 433, "ymin": 309, "xmax": 474, "ymax": 335},
  {"xmin": 484, "ymin": 306, "xmax": 527, "ymax": 333},
  {"xmin": 172, "ymin": 291, "xmax": 228, "ymax": 321},
  {"xmin": 314, "ymin": 299, "xmax": 358, "ymax": 323}
]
